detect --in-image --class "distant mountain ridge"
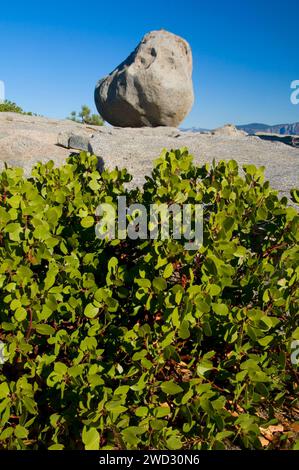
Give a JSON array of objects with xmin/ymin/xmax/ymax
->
[
  {"xmin": 236, "ymin": 122, "xmax": 299, "ymax": 135},
  {"xmin": 182, "ymin": 122, "xmax": 299, "ymax": 135},
  {"xmin": 181, "ymin": 126, "xmax": 210, "ymax": 133}
]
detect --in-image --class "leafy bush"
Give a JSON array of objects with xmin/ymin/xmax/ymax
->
[
  {"xmin": 0, "ymin": 100, "xmax": 34, "ymax": 116},
  {"xmin": 68, "ymin": 105, "xmax": 104, "ymax": 126},
  {"xmin": 0, "ymin": 149, "xmax": 298, "ymax": 450}
]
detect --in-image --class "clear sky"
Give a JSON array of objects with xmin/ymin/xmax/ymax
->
[{"xmin": 0, "ymin": 0, "xmax": 298, "ymax": 128}]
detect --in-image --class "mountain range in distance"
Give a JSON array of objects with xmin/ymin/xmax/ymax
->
[
  {"xmin": 237, "ymin": 122, "xmax": 299, "ymax": 135},
  {"xmin": 182, "ymin": 122, "xmax": 299, "ymax": 135}
]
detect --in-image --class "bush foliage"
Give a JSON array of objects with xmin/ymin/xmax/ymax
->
[
  {"xmin": 0, "ymin": 149, "xmax": 298, "ymax": 450},
  {"xmin": 68, "ymin": 105, "xmax": 104, "ymax": 126},
  {"xmin": 0, "ymin": 100, "xmax": 34, "ymax": 116}
]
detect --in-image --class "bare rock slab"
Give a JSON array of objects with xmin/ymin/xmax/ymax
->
[{"xmin": 0, "ymin": 113, "xmax": 298, "ymax": 201}]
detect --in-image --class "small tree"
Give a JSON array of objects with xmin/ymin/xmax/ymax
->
[{"xmin": 68, "ymin": 105, "xmax": 103, "ymax": 126}]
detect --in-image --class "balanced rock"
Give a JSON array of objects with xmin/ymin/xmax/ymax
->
[{"xmin": 94, "ymin": 30, "xmax": 194, "ymax": 128}]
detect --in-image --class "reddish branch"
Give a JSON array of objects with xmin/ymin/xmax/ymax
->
[
  {"xmin": 262, "ymin": 242, "xmax": 287, "ymax": 258},
  {"xmin": 25, "ymin": 307, "xmax": 33, "ymax": 341}
]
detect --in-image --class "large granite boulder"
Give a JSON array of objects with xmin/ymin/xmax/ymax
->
[{"xmin": 94, "ymin": 30, "xmax": 194, "ymax": 127}]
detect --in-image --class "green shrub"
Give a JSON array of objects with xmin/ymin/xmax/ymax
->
[
  {"xmin": 0, "ymin": 149, "xmax": 298, "ymax": 450},
  {"xmin": 0, "ymin": 100, "xmax": 34, "ymax": 116},
  {"xmin": 68, "ymin": 105, "xmax": 104, "ymax": 126}
]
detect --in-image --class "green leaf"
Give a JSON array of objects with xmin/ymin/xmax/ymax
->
[
  {"xmin": 35, "ymin": 324, "xmax": 55, "ymax": 336},
  {"xmin": 108, "ymin": 256, "xmax": 118, "ymax": 271},
  {"xmin": 161, "ymin": 381, "xmax": 183, "ymax": 395},
  {"xmin": 258, "ymin": 335, "xmax": 274, "ymax": 347},
  {"xmin": 48, "ymin": 444, "xmax": 64, "ymax": 450},
  {"xmin": 163, "ymin": 263, "xmax": 173, "ymax": 279},
  {"xmin": 5, "ymin": 223, "xmax": 22, "ymax": 241},
  {"xmin": 84, "ymin": 303, "xmax": 99, "ymax": 318},
  {"xmin": 179, "ymin": 320, "xmax": 190, "ymax": 339},
  {"xmin": 166, "ymin": 435, "xmax": 183, "ymax": 450},
  {"xmin": 195, "ymin": 300, "xmax": 210, "ymax": 314},
  {"xmin": 10, "ymin": 299, "xmax": 22, "ymax": 311},
  {"xmin": 81, "ymin": 216, "xmax": 94, "ymax": 228},
  {"xmin": 290, "ymin": 188, "xmax": 299, "ymax": 204},
  {"xmin": 121, "ymin": 426, "xmax": 145, "ymax": 446},
  {"xmin": 154, "ymin": 406, "xmax": 171, "ymax": 418},
  {"xmin": 14, "ymin": 307, "xmax": 27, "ymax": 322},
  {"xmin": 223, "ymin": 217, "xmax": 235, "ymax": 232},
  {"xmin": 197, "ymin": 360, "xmax": 213, "ymax": 377},
  {"xmin": 105, "ymin": 402, "xmax": 127, "ymax": 415},
  {"xmin": 135, "ymin": 278, "xmax": 151, "ymax": 288},
  {"xmin": 153, "ymin": 277, "xmax": 167, "ymax": 292},
  {"xmin": 0, "ymin": 382, "xmax": 9, "ymax": 399},
  {"xmin": 0, "ymin": 427, "xmax": 14, "ymax": 441},
  {"xmin": 207, "ymin": 284, "xmax": 221, "ymax": 296},
  {"xmin": 135, "ymin": 406, "xmax": 148, "ymax": 417},
  {"xmin": 44, "ymin": 266, "xmax": 58, "ymax": 290},
  {"xmin": 54, "ymin": 362, "xmax": 68, "ymax": 375},
  {"xmin": 212, "ymin": 303, "xmax": 229, "ymax": 316},
  {"xmin": 22, "ymin": 397, "xmax": 37, "ymax": 415},
  {"xmin": 114, "ymin": 385, "xmax": 130, "ymax": 396},
  {"xmin": 292, "ymin": 327, "xmax": 299, "ymax": 340},
  {"xmin": 82, "ymin": 427, "xmax": 99, "ymax": 450},
  {"xmin": 8, "ymin": 195, "xmax": 21, "ymax": 208},
  {"xmin": 14, "ymin": 425, "xmax": 28, "ymax": 439}
]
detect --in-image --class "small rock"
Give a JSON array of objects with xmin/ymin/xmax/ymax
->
[
  {"xmin": 69, "ymin": 134, "xmax": 90, "ymax": 151},
  {"xmin": 57, "ymin": 131, "xmax": 90, "ymax": 151},
  {"xmin": 57, "ymin": 131, "xmax": 71, "ymax": 148}
]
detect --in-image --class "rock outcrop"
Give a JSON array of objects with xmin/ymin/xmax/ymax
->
[
  {"xmin": 211, "ymin": 124, "xmax": 247, "ymax": 137},
  {"xmin": 94, "ymin": 30, "xmax": 194, "ymax": 128}
]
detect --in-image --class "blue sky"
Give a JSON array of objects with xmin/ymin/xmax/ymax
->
[{"xmin": 0, "ymin": 0, "xmax": 298, "ymax": 128}]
